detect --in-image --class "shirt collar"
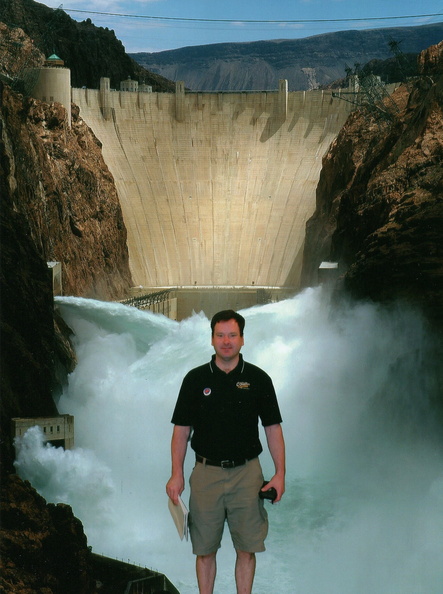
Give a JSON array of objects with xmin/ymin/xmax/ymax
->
[{"xmin": 209, "ymin": 353, "xmax": 244, "ymax": 374}]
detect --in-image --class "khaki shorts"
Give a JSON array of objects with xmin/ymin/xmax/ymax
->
[{"xmin": 189, "ymin": 457, "xmax": 268, "ymax": 555}]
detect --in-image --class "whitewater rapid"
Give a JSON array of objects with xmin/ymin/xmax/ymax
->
[{"xmin": 15, "ymin": 288, "xmax": 443, "ymax": 593}]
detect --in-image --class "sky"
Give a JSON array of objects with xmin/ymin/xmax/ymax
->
[{"xmin": 40, "ymin": 0, "xmax": 443, "ymax": 53}]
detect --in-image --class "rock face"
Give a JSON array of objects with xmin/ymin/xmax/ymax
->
[
  {"xmin": 1, "ymin": 20, "xmax": 134, "ymax": 471},
  {"xmin": 301, "ymin": 42, "xmax": 443, "ymax": 325},
  {"xmin": 1, "ymin": 24, "xmax": 135, "ymax": 589},
  {"xmin": 1, "ymin": 83, "xmax": 133, "ymax": 299},
  {"xmin": 0, "ymin": 16, "xmax": 163, "ymax": 594},
  {"xmin": 131, "ymin": 23, "xmax": 443, "ymax": 91},
  {"xmin": 0, "ymin": 20, "xmax": 45, "ymax": 80},
  {"xmin": 0, "ymin": 474, "xmax": 96, "ymax": 593},
  {"xmin": 0, "ymin": 179, "xmax": 59, "ymax": 473}
]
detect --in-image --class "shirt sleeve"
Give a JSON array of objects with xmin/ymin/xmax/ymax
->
[
  {"xmin": 258, "ymin": 371, "xmax": 283, "ymax": 427},
  {"xmin": 171, "ymin": 372, "xmax": 196, "ymax": 426}
]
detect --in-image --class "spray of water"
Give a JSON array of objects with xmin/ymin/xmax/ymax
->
[{"xmin": 14, "ymin": 288, "xmax": 443, "ymax": 593}]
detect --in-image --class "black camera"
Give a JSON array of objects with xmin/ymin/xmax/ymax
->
[{"xmin": 259, "ymin": 481, "xmax": 277, "ymax": 502}]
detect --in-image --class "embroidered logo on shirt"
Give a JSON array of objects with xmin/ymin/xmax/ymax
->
[
  {"xmin": 236, "ymin": 382, "xmax": 250, "ymax": 390},
  {"xmin": 203, "ymin": 387, "xmax": 212, "ymax": 396}
]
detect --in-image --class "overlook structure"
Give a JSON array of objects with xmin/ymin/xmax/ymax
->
[
  {"xmin": 24, "ymin": 54, "xmax": 72, "ymax": 126},
  {"xmin": 72, "ymin": 78, "xmax": 358, "ymax": 313}
]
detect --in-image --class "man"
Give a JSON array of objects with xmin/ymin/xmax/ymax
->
[{"xmin": 166, "ymin": 309, "xmax": 285, "ymax": 594}]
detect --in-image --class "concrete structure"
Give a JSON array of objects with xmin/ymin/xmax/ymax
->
[
  {"xmin": 120, "ymin": 77, "xmax": 138, "ymax": 92},
  {"xmin": 91, "ymin": 553, "xmax": 180, "ymax": 593},
  {"xmin": 124, "ymin": 286, "xmax": 292, "ymax": 320},
  {"xmin": 72, "ymin": 81, "xmax": 356, "ymax": 297},
  {"xmin": 45, "ymin": 54, "xmax": 64, "ymax": 67},
  {"xmin": 318, "ymin": 261, "xmax": 340, "ymax": 284},
  {"xmin": 24, "ymin": 55, "xmax": 72, "ymax": 126},
  {"xmin": 124, "ymin": 288, "xmax": 178, "ymax": 319},
  {"xmin": 48, "ymin": 261, "xmax": 63, "ymax": 296},
  {"xmin": 12, "ymin": 414, "xmax": 74, "ymax": 449}
]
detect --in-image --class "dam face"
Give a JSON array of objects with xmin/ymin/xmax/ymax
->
[{"xmin": 72, "ymin": 82, "xmax": 353, "ymax": 292}]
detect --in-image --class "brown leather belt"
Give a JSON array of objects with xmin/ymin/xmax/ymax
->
[{"xmin": 195, "ymin": 454, "xmax": 256, "ymax": 469}]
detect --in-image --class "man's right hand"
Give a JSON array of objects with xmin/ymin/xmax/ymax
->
[
  {"xmin": 166, "ymin": 474, "xmax": 184, "ymax": 505},
  {"xmin": 167, "ymin": 425, "xmax": 190, "ymax": 504}
]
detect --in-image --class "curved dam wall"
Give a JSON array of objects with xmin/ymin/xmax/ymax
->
[{"xmin": 72, "ymin": 82, "xmax": 354, "ymax": 290}]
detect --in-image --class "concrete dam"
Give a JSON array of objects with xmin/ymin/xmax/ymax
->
[{"xmin": 72, "ymin": 81, "xmax": 354, "ymax": 306}]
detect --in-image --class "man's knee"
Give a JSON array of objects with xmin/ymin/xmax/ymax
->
[
  {"xmin": 197, "ymin": 552, "xmax": 217, "ymax": 563},
  {"xmin": 236, "ymin": 550, "xmax": 256, "ymax": 561}
]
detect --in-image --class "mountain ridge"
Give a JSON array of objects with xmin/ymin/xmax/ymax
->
[{"xmin": 131, "ymin": 23, "xmax": 443, "ymax": 90}]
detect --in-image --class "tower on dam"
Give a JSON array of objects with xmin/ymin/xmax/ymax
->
[
  {"xmin": 24, "ymin": 54, "xmax": 72, "ymax": 126},
  {"xmin": 72, "ymin": 79, "xmax": 354, "ymax": 310}
]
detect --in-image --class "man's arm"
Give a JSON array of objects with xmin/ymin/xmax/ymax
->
[
  {"xmin": 263, "ymin": 423, "xmax": 286, "ymax": 502},
  {"xmin": 166, "ymin": 425, "xmax": 191, "ymax": 505}
]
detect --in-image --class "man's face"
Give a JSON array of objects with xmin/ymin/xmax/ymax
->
[{"xmin": 211, "ymin": 319, "xmax": 244, "ymax": 364}]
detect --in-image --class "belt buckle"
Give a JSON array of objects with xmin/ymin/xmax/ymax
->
[{"xmin": 221, "ymin": 460, "xmax": 235, "ymax": 468}]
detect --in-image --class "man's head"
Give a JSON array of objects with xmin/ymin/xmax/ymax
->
[
  {"xmin": 210, "ymin": 310, "xmax": 245, "ymax": 337},
  {"xmin": 210, "ymin": 310, "xmax": 245, "ymax": 369}
]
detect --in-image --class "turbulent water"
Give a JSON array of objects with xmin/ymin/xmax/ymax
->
[{"xmin": 15, "ymin": 288, "xmax": 443, "ymax": 593}]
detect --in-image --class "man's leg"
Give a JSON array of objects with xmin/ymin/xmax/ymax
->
[
  {"xmin": 196, "ymin": 552, "xmax": 217, "ymax": 594},
  {"xmin": 235, "ymin": 550, "xmax": 256, "ymax": 594}
]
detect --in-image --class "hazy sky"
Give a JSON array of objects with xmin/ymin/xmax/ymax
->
[{"xmin": 41, "ymin": 0, "xmax": 442, "ymax": 53}]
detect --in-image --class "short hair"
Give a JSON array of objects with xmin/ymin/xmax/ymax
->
[{"xmin": 210, "ymin": 310, "xmax": 245, "ymax": 336}]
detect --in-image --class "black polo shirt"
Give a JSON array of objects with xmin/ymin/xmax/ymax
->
[{"xmin": 171, "ymin": 354, "xmax": 282, "ymax": 461}]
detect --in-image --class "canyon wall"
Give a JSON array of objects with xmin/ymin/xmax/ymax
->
[
  {"xmin": 1, "ymin": 83, "xmax": 133, "ymax": 299},
  {"xmin": 301, "ymin": 42, "xmax": 443, "ymax": 325}
]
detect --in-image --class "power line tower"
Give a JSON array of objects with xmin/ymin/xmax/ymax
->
[
  {"xmin": 331, "ymin": 39, "xmax": 417, "ymax": 123},
  {"xmin": 333, "ymin": 61, "xmax": 399, "ymax": 123}
]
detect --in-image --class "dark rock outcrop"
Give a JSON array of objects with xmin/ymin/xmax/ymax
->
[
  {"xmin": 301, "ymin": 42, "xmax": 443, "ymax": 325},
  {"xmin": 1, "ymin": 82, "xmax": 133, "ymax": 299},
  {"xmin": 0, "ymin": 474, "xmax": 180, "ymax": 593},
  {"xmin": 0, "ymin": 162, "xmax": 59, "ymax": 473},
  {"xmin": 0, "ymin": 17, "xmax": 133, "ymax": 491},
  {"xmin": 0, "ymin": 474, "xmax": 96, "ymax": 593},
  {"xmin": 0, "ymin": 20, "xmax": 45, "ymax": 82},
  {"xmin": 0, "ymin": 15, "xmax": 162, "ymax": 594},
  {"xmin": 0, "ymin": 60, "xmax": 134, "ymax": 594}
]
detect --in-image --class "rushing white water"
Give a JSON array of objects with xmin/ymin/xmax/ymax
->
[{"xmin": 15, "ymin": 288, "xmax": 443, "ymax": 593}]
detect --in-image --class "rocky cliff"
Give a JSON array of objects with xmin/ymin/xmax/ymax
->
[
  {"xmin": 1, "ymin": 85, "xmax": 133, "ymax": 299},
  {"xmin": 1, "ymin": 23, "xmax": 136, "ymax": 591},
  {"xmin": 1, "ymin": 18, "xmax": 133, "ymax": 458},
  {"xmin": 1, "ymin": 475, "xmax": 96, "ymax": 593},
  {"xmin": 301, "ymin": 42, "xmax": 443, "ymax": 325}
]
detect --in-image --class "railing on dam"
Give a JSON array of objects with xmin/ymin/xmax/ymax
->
[
  {"xmin": 124, "ymin": 574, "xmax": 180, "ymax": 594},
  {"xmin": 121, "ymin": 290, "xmax": 173, "ymax": 309},
  {"xmin": 91, "ymin": 553, "xmax": 180, "ymax": 594}
]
